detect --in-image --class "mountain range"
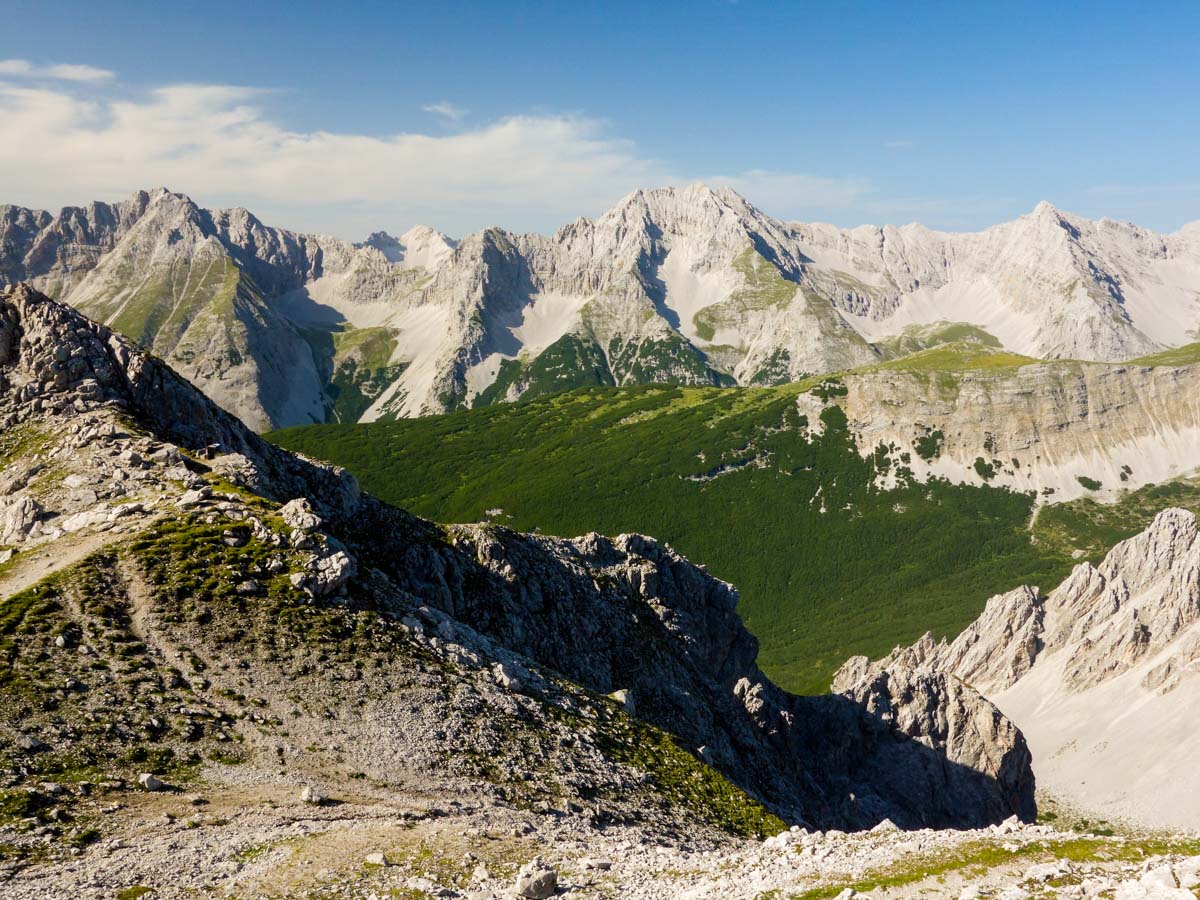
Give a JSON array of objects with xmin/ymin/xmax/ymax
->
[{"xmin": 4, "ymin": 186, "xmax": 1199, "ymax": 430}]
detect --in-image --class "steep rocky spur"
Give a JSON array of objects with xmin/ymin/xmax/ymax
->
[{"xmin": 0, "ymin": 283, "xmax": 1039, "ymax": 895}]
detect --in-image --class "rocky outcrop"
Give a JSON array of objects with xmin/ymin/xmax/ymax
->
[
  {"xmin": 0, "ymin": 282, "xmax": 359, "ymax": 518},
  {"xmin": 0, "ymin": 283, "xmax": 1034, "ymax": 831},
  {"xmin": 834, "ymin": 585, "xmax": 1046, "ymax": 696},
  {"xmin": 835, "ymin": 508, "xmax": 1200, "ymax": 828},
  {"xmin": 837, "ymin": 508, "xmax": 1200, "ymax": 696},
  {"xmin": 834, "ymin": 664, "xmax": 1036, "ymax": 823}
]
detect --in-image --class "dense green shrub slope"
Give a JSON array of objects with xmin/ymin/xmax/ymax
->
[{"xmin": 270, "ymin": 383, "xmax": 1200, "ymax": 694}]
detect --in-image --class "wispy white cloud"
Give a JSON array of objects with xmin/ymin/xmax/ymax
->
[
  {"xmin": 0, "ymin": 79, "xmax": 669, "ymax": 235},
  {"xmin": 0, "ymin": 66, "xmax": 890, "ymax": 237},
  {"xmin": 423, "ymin": 100, "xmax": 468, "ymax": 123},
  {"xmin": 883, "ymin": 138, "xmax": 915, "ymax": 149},
  {"xmin": 44, "ymin": 63, "xmax": 117, "ymax": 82},
  {"xmin": 0, "ymin": 58, "xmax": 115, "ymax": 82}
]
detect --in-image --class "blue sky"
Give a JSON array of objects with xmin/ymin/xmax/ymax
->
[{"xmin": 2, "ymin": 0, "xmax": 1198, "ymax": 238}]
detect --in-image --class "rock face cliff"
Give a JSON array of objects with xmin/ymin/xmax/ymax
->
[
  {"xmin": 835, "ymin": 508, "xmax": 1200, "ymax": 829},
  {"xmin": 3, "ymin": 187, "xmax": 1198, "ymax": 428},
  {"xmin": 0, "ymin": 282, "xmax": 1034, "ymax": 837},
  {"xmin": 833, "ymin": 352, "xmax": 1200, "ymax": 502}
]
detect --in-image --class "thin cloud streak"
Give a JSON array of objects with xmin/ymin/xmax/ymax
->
[
  {"xmin": 423, "ymin": 100, "xmax": 468, "ymax": 123},
  {"xmin": 0, "ymin": 58, "xmax": 115, "ymax": 82}
]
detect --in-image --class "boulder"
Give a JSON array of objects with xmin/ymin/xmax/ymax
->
[
  {"xmin": 15, "ymin": 733, "xmax": 48, "ymax": 753},
  {"xmin": 177, "ymin": 488, "xmax": 211, "ymax": 508},
  {"xmin": 608, "ymin": 688, "xmax": 635, "ymax": 714},
  {"xmin": 1141, "ymin": 864, "xmax": 1182, "ymax": 891},
  {"xmin": 310, "ymin": 550, "xmax": 356, "ymax": 596},
  {"xmin": 210, "ymin": 454, "xmax": 262, "ymax": 491},
  {"xmin": 514, "ymin": 857, "xmax": 557, "ymax": 899},
  {"xmin": 493, "ymin": 662, "xmax": 523, "ymax": 691},
  {"xmin": 222, "ymin": 529, "xmax": 248, "ymax": 548},
  {"xmin": 1177, "ymin": 857, "xmax": 1200, "ymax": 890},
  {"xmin": 280, "ymin": 497, "xmax": 322, "ymax": 532},
  {"xmin": 0, "ymin": 497, "xmax": 42, "ymax": 544}
]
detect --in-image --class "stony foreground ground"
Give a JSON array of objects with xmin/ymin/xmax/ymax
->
[{"xmin": 3, "ymin": 770, "xmax": 1199, "ymax": 899}]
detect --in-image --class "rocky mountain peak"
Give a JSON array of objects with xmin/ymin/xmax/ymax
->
[
  {"xmin": 362, "ymin": 229, "xmax": 403, "ymax": 260},
  {"xmin": 1011, "ymin": 198, "xmax": 1085, "ymax": 240},
  {"xmin": 140, "ymin": 185, "xmax": 200, "ymax": 215},
  {"xmin": 834, "ymin": 584, "xmax": 1046, "ymax": 698},
  {"xmin": 395, "ymin": 224, "xmax": 457, "ymax": 270},
  {"xmin": 1101, "ymin": 506, "xmax": 1198, "ymax": 578},
  {"xmin": 595, "ymin": 184, "xmax": 748, "ymax": 235}
]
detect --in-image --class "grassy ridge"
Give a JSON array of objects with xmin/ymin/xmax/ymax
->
[
  {"xmin": 874, "ymin": 321, "xmax": 1002, "ymax": 359},
  {"xmin": 869, "ymin": 341, "xmax": 1039, "ymax": 374},
  {"xmin": 271, "ymin": 383, "xmax": 1069, "ymax": 693},
  {"xmin": 1128, "ymin": 341, "xmax": 1200, "ymax": 367}
]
